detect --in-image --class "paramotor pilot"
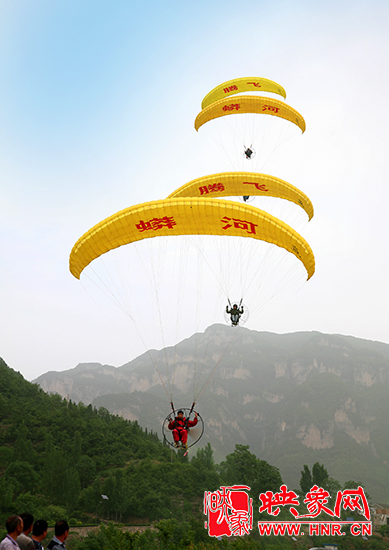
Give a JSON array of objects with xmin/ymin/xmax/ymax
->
[
  {"xmin": 244, "ymin": 147, "xmax": 254, "ymax": 159},
  {"xmin": 168, "ymin": 410, "xmax": 198, "ymax": 449},
  {"xmin": 226, "ymin": 303, "xmax": 244, "ymax": 326}
]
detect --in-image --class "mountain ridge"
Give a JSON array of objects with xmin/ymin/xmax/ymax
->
[{"xmin": 33, "ymin": 324, "xmax": 389, "ymax": 501}]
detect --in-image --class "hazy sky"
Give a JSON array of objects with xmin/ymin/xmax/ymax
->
[{"xmin": 1, "ymin": 0, "xmax": 389, "ymax": 381}]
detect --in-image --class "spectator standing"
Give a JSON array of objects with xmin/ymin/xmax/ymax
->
[
  {"xmin": 0, "ymin": 516, "xmax": 23, "ymax": 550},
  {"xmin": 31, "ymin": 521, "xmax": 48, "ymax": 550},
  {"xmin": 16, "ymin": 514, "xmax": 34, "ymax": 550},
  {"xmin": 47, "ymin": 522, "xmax": 69, "ymax": 550}
]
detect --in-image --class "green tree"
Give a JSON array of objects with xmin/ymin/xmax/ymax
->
[
  {"xmin": 300, "ymin": 462, "xmax": 329, "ymax": 493},
  {"xmin": 77, "ymin": 455, "xmax": 96, "ymax": 489},
  {"xmin": 78, "ymin": 477, "xmax": 102, "ymax": 520},
  {"xmin": 0, "ymin": 477, "xmax": 14, "ymax": 513},
  {"xmin": 219, "ymin": 444, "xmax": 282, "ymax": 497},
  {"xmin": 43, "ymin": 435, "xmax": 69, "ymax": 505},
  {"xmin": 312, "ymin": 462, "xmax": 329, "ymax": 487},
  {"xmin": 300, "ymin": 464, "xmax": 312, "ymax": 493},
  {"xmin": 72, "ymin": 431, "xmax": 82, "ymax": 466},
  {"xmin": 191, "ymin": 443, "xmax": 220, "ymax": 492},
  {"xmin": 64, "ymin": 467, "xmax": 81, "ymax": 513},
  {"xmin": 101, "ymin": 470, "xmax": 132, "ymax": 522},
  {"xmin": 193, "ymin": 443, "xmax": 215, "ymax": 470},
  {"xmin": 155, "ymin": 519, "xmax": 175, "ymax": 549},
  {"xmin": 4, "ymin": 461, "xmax": 40, "ymax": 496},
  {"xmin": 13, "ymin": 425, "xmax": 36, "ymax": 465}
]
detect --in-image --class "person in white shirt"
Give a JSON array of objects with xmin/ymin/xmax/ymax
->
[{"xmin": 0, "ymin": 516, "xmax": 23, "ymax": 550}]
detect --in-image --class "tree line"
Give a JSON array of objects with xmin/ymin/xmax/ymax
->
[{"xmin": 1, "ymin": 358, "xmax": 386, "ymax": 549}]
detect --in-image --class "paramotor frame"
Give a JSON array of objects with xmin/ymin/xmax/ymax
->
[
  {"xmin": 162, "ymin": 408, "xmax": 204, "ymax": 450},
  {"xmin": 224, "ymin": 300, "xmax": 249, "ymax": 326}
]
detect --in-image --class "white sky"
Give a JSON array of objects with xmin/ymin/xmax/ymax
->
[{"xmin": 1, "ymin": 0, "xmax": 389, "ymax": 381}]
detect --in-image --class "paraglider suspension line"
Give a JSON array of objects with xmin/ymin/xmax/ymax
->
[{"xmin": 195, "ymin": 332, "xmax": 237, "ymax": 401}]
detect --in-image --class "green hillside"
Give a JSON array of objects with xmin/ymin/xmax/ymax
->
[
  {"xmin": 0, "ymin": 357, "xmax": 279, "ymax": 526},
  {"xmin": 36, "ymin": 326, "xmax": 389, "ymax": 502},
  {"xmin": 2, "ymin": 357, "xmax": 387, "ymax": 549},
  {"xmin": 0, "ymin": 357, "xmax": 172, "ymax": 521}
]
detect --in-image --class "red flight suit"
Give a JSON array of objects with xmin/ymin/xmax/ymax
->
[{"xmin": 168, "ymin": 415, "xmax": 198, "ymax": 446}]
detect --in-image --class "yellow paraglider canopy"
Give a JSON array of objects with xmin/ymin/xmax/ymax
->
[
  {"xmin": 69, "ymin": 198, "xmax": 315, "ymax": 280},
  {"xmin": 195, "ymin": 96, "xmax": 306, "ymax": 133},
  {"xmin": 201, "ymin": 77, "xmax": 286, "ymax": 109},
  {"xmin": 167, "ymin": 172, "xmax": 314, "ymax": 221}
]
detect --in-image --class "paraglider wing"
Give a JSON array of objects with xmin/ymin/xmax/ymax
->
[
  {"xmin": 195, "ymin": 96, "xmax": 306, "ymax": 133},
  {"xmin": 167, "ymin": 172, "xmax": 314, "ymax": 221},
  {"xmin": 201, "ymin": 77, "xmax": 287, "ymax": 109},
  {"xmin": 69, "ymin": 198, "xmax": 315, "ymax": 280}
]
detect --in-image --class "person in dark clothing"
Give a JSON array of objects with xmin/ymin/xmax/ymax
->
[
  {"xmin": 31, "ymin": 521, "xmax": 48, "ymax": 550},
  {"xmin": 244, "ymin": 147, "xmax": 254, "ymax": 159},
  {"xmin": 47, "ymin": 521, "xmax": 69, "ymax": 550},
  {"xmin": 226, "ymin": 303, "xmax": 244, "ymax": 326}
]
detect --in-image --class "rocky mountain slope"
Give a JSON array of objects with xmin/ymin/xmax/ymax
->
[{"xmin": 34, "ymin": 324, "xmax": 389, "ymax": 501}]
